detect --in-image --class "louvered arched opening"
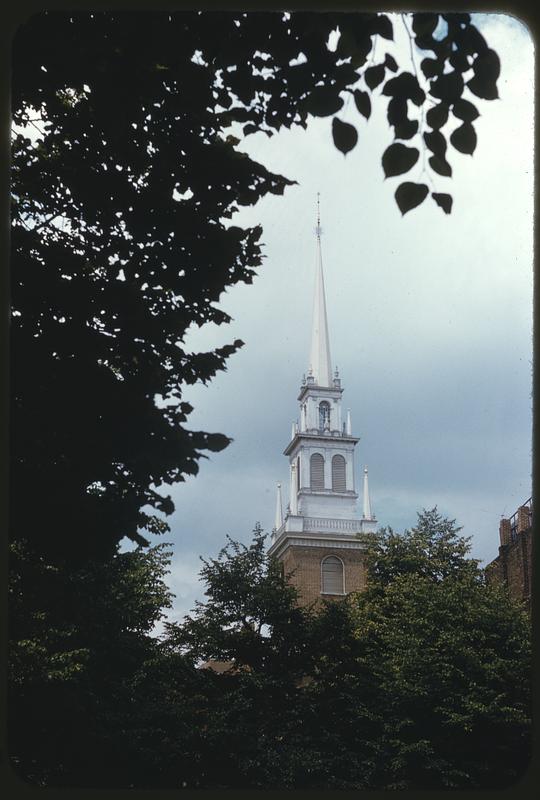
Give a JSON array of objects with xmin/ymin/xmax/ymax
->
[
  {"xmin": 318, "ymin": 401, "xmax": 330, "ymax": 430},
  {"xmin": 332, "ymin": 454, "xmax": 346, "ymax": 492},
  {"xmin": 321, "ymin": 555, "xmax": 345, "ymax": 595},
  {"xmin": 310, "ymin": 453, "xmax": 324, "ymax": 490}
]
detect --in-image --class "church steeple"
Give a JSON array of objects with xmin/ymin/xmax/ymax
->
[
  {"xmin": 269, "ymin": 200, "xmax": 378, "ymax": 605},
  {"xmin": 309, "ymin": 194, "xmax": 333, "ymax": 387}
]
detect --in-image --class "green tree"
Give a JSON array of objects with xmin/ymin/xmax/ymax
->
[
  {"xmin": 166, "ymin": 525, "xmax": 319, "ymax": 789},
  {"xmin": 166, "ymin": 515, "xmax": 530, "ymax": 790},
  {"xmin": 8, "ymin": 541, "xmax": 201, "ymax": 787},
  {"xmin": 349, "ymin": 508, "xmax": 532, "ymax": 789}
]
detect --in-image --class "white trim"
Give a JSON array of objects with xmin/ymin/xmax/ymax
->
[{"xmin": 267, "ymin": 534, "xmax": 366, "ymax": 560}]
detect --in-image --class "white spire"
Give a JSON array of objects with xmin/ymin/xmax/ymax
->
[
  {"xmin": 309, "ymin": 194, "xmax": 333, "ymax": 387},
  {"xmin": 363, "ymin": 466, "xmax": 372, "ymax": 520},
  {"xmin": 274, "ymin": 482, "xmax": 283, "ymax": 530}
]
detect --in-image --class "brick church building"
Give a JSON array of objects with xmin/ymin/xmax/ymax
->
[{"xmin": 268, "ymin": 200, "xmax": 376, "ymax": 605}]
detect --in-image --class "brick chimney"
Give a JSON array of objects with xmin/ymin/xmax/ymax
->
[
  {"xmin": 517, "ymin": 504, "xmax": 531, "ymax": 534},
  {"xmin": 499, "ymin": 517, "xmax": 511, "ymax": 546}
]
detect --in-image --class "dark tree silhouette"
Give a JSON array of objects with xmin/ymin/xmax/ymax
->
[
  {"xmin": 11, "ymin": 10, "xmax": 499, "ymax": 561},
  {"xmin": 9, "ymin": 11, "xmax": 504, "ymax": 788}
]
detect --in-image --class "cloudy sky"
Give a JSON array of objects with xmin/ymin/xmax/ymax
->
[{"xmin": 151, "ymin": 14, "xmax": 533, "ymax": 622}]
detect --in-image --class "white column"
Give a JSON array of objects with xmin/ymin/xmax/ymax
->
[
  {"xmin": 346, "ymin": 409, "xmax": 352, "ymax": 435},
  {"xmin": 324, "ymin": 452, "xmax": 331, "ymax": 489},
  {"xmin": 300, "ymin": 404, "xmax": 307, "ymax": 432},
  {"xmin": 345, "ymin": 451, "xmax": 354, "ymax": 492}
]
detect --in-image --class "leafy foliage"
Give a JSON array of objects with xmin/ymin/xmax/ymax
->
[
  {"xmin": 11, "ymin": 11, "xmax": 500, "ymax": 566},
  {"xmin": 351, "ymin": 509, "xmax": 532, "ymax": 788},
  {"xmin": 8, "ymin": 541, "xmax": 184, "ymax": 787},
  {"xmin": 9, "ymin": 515, "xmax": 531, "ymax": 788},
  {"xmin": 9, "ymin": 9, "xmax": 506, "ymax": 789}
]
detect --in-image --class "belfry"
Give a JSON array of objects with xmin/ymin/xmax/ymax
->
[{"xmin": 268, "ymin": 198, "xmax": 377, "ymax": 604}]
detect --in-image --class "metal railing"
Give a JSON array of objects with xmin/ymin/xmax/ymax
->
[{"xmin": 510, "ymin": 497, "xmax": 532, "ymax": 543}]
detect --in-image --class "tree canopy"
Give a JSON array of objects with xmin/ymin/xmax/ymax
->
[
  {"xmin": 9, "ymin": 512, "xmax": 531, "ymax": 788},
  {"xmin": 166, "ymin": 512, "xmax": 531, "ymax": 790},
  {"xmin": 11, "ymin": 10, "xmax": 500, "ymax": 562}
]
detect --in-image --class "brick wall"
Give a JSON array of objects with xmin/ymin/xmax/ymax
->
[
  {"xmin": 281, "ymin": 544, "xmax": 367, "ymax": 606},
  {"xmin": 486, "ymin": 524, "xmax": 532, "ymax": 610}
]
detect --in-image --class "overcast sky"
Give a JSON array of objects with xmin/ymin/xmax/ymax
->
[{"xmin": 148, "ymin": 14, "xmax": 533, "ymax": 623}]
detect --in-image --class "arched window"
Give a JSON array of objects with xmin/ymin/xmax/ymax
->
[
  {"xmin": 321, "ymin": 555, "xmax": 345, "ymax": 595},
  {"xmin": 310, "ymin": 453, "xmax": 324, "ymax": 490},
  {"xmin": 319, "ymin": 401, "xmax": 330, "ymax": 430},
  {"xmin": 332, "ymin": 454, "xmax": 346, "ymax": 492}
]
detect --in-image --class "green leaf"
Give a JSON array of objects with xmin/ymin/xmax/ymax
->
[
  {"xmin": 395, "ymin": 182, "xmax": 429, "ymax": 215},
  {"xmin": 426, "ymin": 102, "xmax": 449, "ymax": 129},
  {"xmin": 387, "ymin": 97, "xmax": 407, "ymax": 127},
  {"xmin": 450, "ymin": 122, "xmax": 477, "ymax": 154},
  {"xmin": 383, "ymin": 72, "xmax": 425, "ymax": 106},
  {"xmin": 382, "ymin": 143, "xmax": 419, "ymax": 178},
  {"xmin": 452, "ymin": 98, "xmax": 479, "ymax": 122},
  {"xmin": 473, "ymin": 48, "xmax": 501, "ymax": 82},
  {"xmin": 364, "ymin": 64, "xmax": 386, "ymax": 90},
  {"xmin": 412, "ymin": 13, "xmax": 439, "ymax": 38},
  {"xmin": 387, "ymin": 97, "xmax": 419, "ymax": 140},
  {"xmin": 331, "ymin": 117, "xmax": 358, "ymax": 155},
  {"xmin": 429, "ymin": 154, "xmax": 453, "ymax": 177},
  {"xmin": 395, "ymin": 120, "xmax": 419, "ymax": 140},
  {"xmin": 423, "ymin": 130, "xmax": 447, "ymax": 158},
  {"xmin": 432, "ymin": 192, "xmax": 453, "ymax": 214},
  {"xmin": 449, "ymin": 51, "xmax": 470, "ymax": 72},
  {"xmin": 431, "ymin": 71, "xmax": 464, "ymax": 104},
  {"xmin": 467, "ymin": 75, "xmax": 499, "ymax": 100},
  {"xmin": 421, "ymin": 57, "xmax": 442, "ymax": 79},
  {"xmin": 385, "ymin": 53, "xmax": 398, "ymax": 72},
  {"xmin": 371, "ymin": 14, "xmax": 394, "ymax": 41},
  {"xmin": 353, "ymin": 89, "xmax": 371, "ymax": 119},
  {"xmin": 456, "ymin": 24, "xmax": 489, "ymax": 56},
  {"xmin": 305, "ymin": 86, "xmax": 344, "ymax": 117}
]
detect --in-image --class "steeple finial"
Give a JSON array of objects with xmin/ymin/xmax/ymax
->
[
  {"xmin": 363, "ymin": 466, "xmax": 373, "ymax": 520},
  {"xmin": 274, "ymin": 482, "xmax": 283, "ymax": 530},
  {"xmin": 309, "ymin": 193, "xmax": 333, "ymax": 387}
]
